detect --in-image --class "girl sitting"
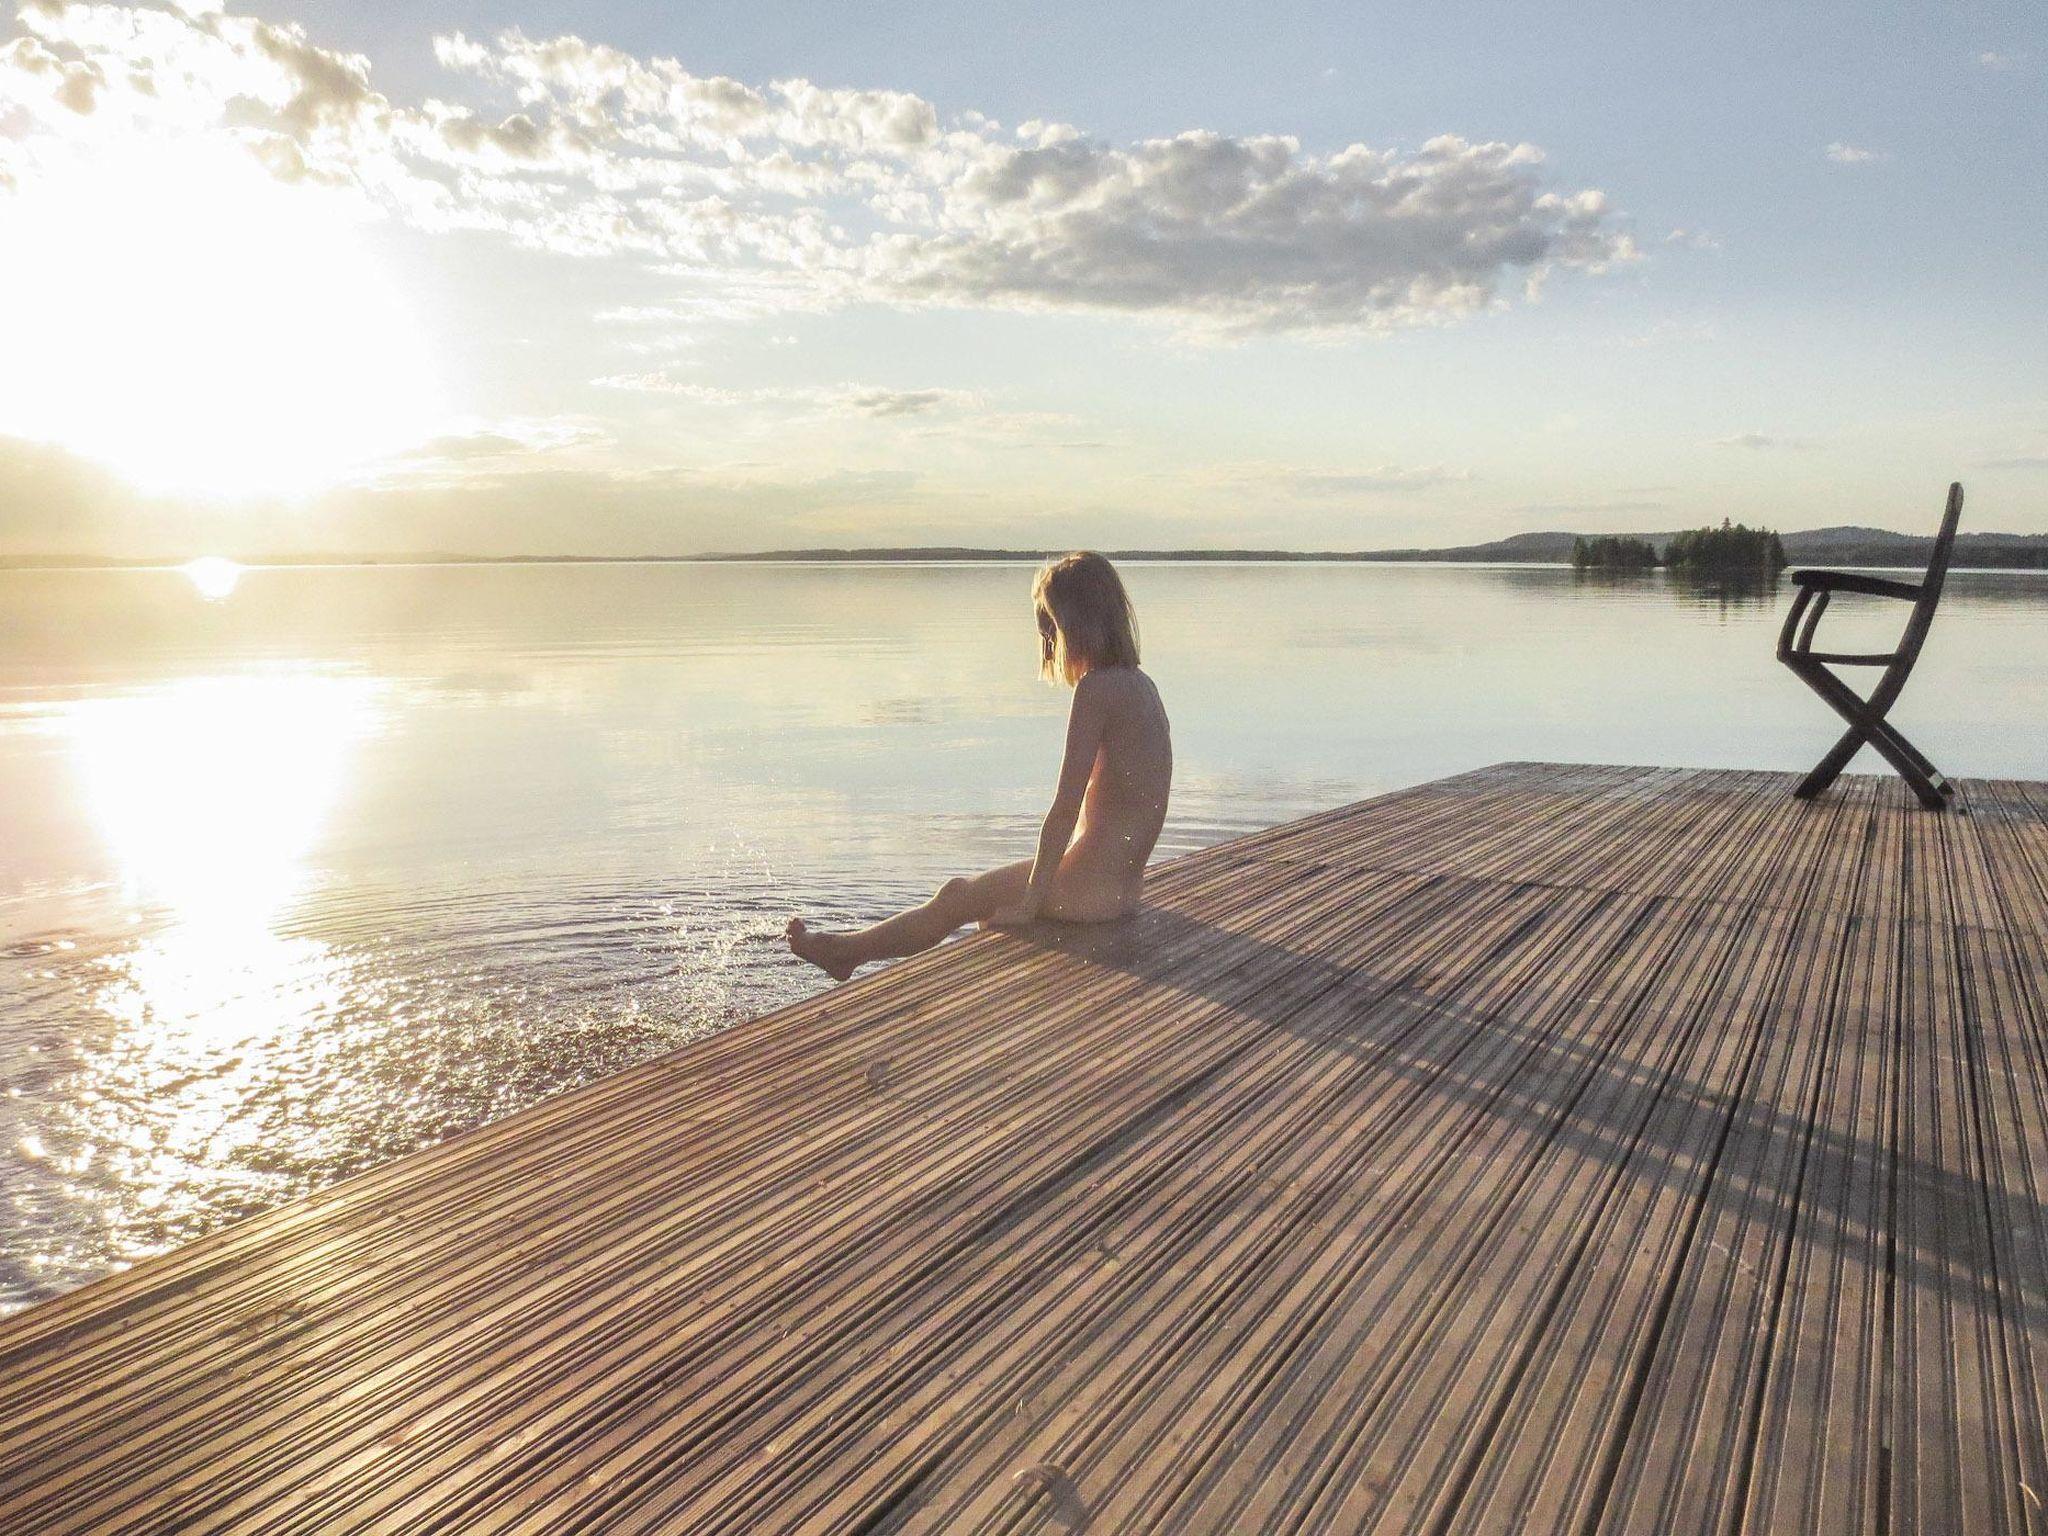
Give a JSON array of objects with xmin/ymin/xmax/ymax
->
[{"xmin": 788, "ymin": 551, "xmax": 1172, "ymax": 981}]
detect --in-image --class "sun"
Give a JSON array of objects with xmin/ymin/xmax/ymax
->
[{"xmin": 0, "ymin": 140, "xmax": 442, "ymax": 500}]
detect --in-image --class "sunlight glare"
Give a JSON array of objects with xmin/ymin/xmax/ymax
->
[
  {"xmin": 181, "ymin": 557, "xmax": 244, "ymax": 602},
  {"xmin": 50, "ymin": 673, "xmax": 384, "ymax": 1248},
  {"xmin": 69, "ymin": 674, "xmax": 378, "ymax": 931},
  {"xmin": 0, "ymin": 142, "xmax": 442, "ymax": 499}
]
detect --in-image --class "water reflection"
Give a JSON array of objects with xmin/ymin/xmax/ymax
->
[
  {"xmin": 14, "ymin": 674, "xmax": 378, "ymax": 1279},
  {"xmin": 180, "ymin": 556, "xmax": 243, "ymax": 602},
  {"xmin": 68, "ymin": 928, "xmax": 363, "ymax": 1246},
  {"xmin": 1, "ymin": 560, "xmax": 2043, "ymax": 1312},
  {"xmin": 1663, "ymin": 570, "xmax": 1783, "ymax": 611},
  {"xmin": 72, "ymin": 673, "xmax": 375, "ymax": 926},
  {"xmin": 1563, "ymin": 565, "xmax": 1781, "ymax": 607}
]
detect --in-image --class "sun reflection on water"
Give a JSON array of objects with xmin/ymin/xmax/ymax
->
[
  {"xmin": 72, "ymin": 673, "xmax": 375, "ymax": 929},
  {"xmin": 46, "ymin": 673, "xmax": 382, "ymax": 1260},
  {"xmin": 180, "ymin": 556, "xmax": 243, "ymax": 602},
  {"xmin": 7, "ymin": 560, "xmax": 2038, "ymax": 1312}
]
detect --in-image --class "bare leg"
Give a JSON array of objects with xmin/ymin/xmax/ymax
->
[{"xmin": 788, "ymin": 860, "xmax": 1030, "ymax": 981}]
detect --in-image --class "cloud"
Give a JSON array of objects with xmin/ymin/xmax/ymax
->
[
  {"xmin": 0, "ymin": 434, "xmax": 132, "ymax": 552},
  {"xmin": 410, "ymin": 101, "xmax": 594, "ymax": 168},
  {"xmin": 246, "ymin": 17, "xmax": 383, "ymax": 138},
  {"xmin": 309, "ymin": 462, "xmax": 938, "ymax": 555},
  {"xmin": 833, "ymin": 387, "xmax": 958, "ymax": 417},
  {"xmin": 595, "ymin": 306, "xmax": 700, "ymax": 324},
  {"xmin": 403, "ymin": 431, "xmax": 532, "ymax": 459},
  {"xmin": 591, "ymin": 375, "xmax": 974, "ymax": 417},
  {"xmin": 0, "ymin": 4, "xmax": 1635, "ymax": 336},
  {"xmin": 1977, "ymin": 51, "xmax": 2024, "ymax": 70},
  {"xmin": 383, "ymin": 417, "xmax": 611, "ymax": 464},
  {"xmin": 0, "ymin": 34, "xmax": 104, "ymax": 115},
  {"xmin": 1979, "ymin": 454, "xmax": 2048, "ymax": 470},
  {"xmin": 591, "ymin": 370, "xmax": 724, "ymax": 397},
  {"xmin": 0, "ymin": 431, "xmax": 950, "ymax": 556},
  {"xmin": 436, "ymin": 27, "xmax": 939, "ymax": 155},
  {"xmin": 1711, "ymin": 432, "xmax": 1814, "ymax": 450},
  {"xmin": 860, "ymin": 133, "xmax": 1635, "ymax": 332},
  {"xmin": 1823, "ymin": 142, "xmax": 1885, "ymax": 164},
  {"xmin": 6, "ymin": 3, "xmax": 400, "ymax": 191}
]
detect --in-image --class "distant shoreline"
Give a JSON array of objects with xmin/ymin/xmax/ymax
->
[
  {"xmin": 0, "ymin": 548, "xmax": 1539, "ymax": 569},
  {"xmin": 1, "ymin": 550, "xmax": 1590, "ymax": 571},
  {"xmin": 6, "ymin": 556, "xmax": 2045, "ymax": 574},
  {"xmin": 6, "ymin": 528, "xmax": 2048, "ymax": 574},
  {"xmin": 0, "ymin": 551, "xmax": 1564, "ymax": 569}
]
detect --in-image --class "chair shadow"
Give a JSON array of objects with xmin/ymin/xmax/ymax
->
[{"xmin": 1003, "ymin": 896, "xmax": 2041, "ymax": 1327}]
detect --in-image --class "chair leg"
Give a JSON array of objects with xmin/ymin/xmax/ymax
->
[
  {"xmin": 1781, "ymin": 579, "xmax": 1954, "ymax": 808},
  {"xmin": 1857, "ymin": 723, "xmax": 1949, "ymax": 810},
  {"xmin": 1794, "ymin": 726, "xmax": 1866, "ymax": 800},
  {"xmin": 1869, "ymin": 718, "xmax": 1953, "ymax": 794},
  {"xmin": 1788, "ymin": 669, "xmax": 1951, "ymax": 810}
]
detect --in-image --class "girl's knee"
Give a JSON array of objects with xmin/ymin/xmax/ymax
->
[{"xmin": 933, "ymin": 875, "xmax": 971, "ymax": 906}]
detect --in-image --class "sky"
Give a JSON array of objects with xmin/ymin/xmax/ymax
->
[{"xmin": 0, "ymin": 0, "xmax": 2042, "ymax": 557}]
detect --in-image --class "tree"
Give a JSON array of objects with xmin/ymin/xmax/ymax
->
[
  {"xmin": 1572, "ymin": 535, "xmax": 1660, "ymax": 570},
  {"xmin": 1664, "ymin": 519, "xmax": 1786, "ymax": 573}
]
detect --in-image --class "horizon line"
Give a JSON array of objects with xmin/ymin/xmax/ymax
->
[{"xmin": 7, "ymin": 521, "xmax": 2047, "ymax": 572}]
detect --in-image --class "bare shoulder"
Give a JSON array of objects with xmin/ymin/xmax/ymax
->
[{"xmin": 1076, "ymin": 666, "xmax": 1166, "ymax": 716}]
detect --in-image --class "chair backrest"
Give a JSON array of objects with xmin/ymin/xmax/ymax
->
[
  {"xmin": 1889, "ymin": 481, "xmax": 1965, "ymax": 691},
  {"xmin": 1918, "ymin": 481, "xmax": 1966, "ymax": 606}
]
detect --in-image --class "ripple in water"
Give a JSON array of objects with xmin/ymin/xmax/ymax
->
[
  {"xmin": 0, "ymin": 875, "xmax": 826, "ymax": 1312},
  {"xmin": 6, "ymin": 559, "xmax": 2045, "ymax": 1314}
]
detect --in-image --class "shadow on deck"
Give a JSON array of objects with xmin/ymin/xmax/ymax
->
[{"xmin": 1, "ymin": 763, "xmax": 2043, "ymax": 1535}]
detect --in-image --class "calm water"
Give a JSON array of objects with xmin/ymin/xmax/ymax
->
[{"xmin": 2, "ymin": 560, "xmax": 2044, "ymax": 1312}]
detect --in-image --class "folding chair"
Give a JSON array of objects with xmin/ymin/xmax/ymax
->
[{"xmin": 1776, "ymin": 482, "xmax": 1963, "ymax": 810}]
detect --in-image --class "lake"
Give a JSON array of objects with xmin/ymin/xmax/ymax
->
[{"xmin": 3, "ymin": 559, "xmax": 2044, "ymax": 1312}]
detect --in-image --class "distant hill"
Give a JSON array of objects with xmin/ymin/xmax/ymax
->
[
  {"xmin": 1777, "ymin": 526, "xmax": 2048, "ymax": 569},
  {"xmin": 700, "ymin": 527, "xmax": 2048, "ymax": 568},
  {"xmin": 1357, "ymin": 526, "xmax": 2046, "ymax": 569},
  {"xmin": 1784, "ymin": 524, "xmax": 1906, "ymax": 549},
  {"xmin": 698, "ymin": 539, "xmax": 1595, "ymax": 563},
  {"xmin": 698, "ymin": 535, "xmax": 1612, "ymax": 564},
  {"xmin": 1335, "ymin": 530, "xmax": 1583, "ymax": 563}
]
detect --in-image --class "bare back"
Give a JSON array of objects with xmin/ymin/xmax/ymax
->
[
  {"xmin": 1066, "ymin": 665, "xmax": 1172, "ymax": 892},
  {"xmin": 783, "ymin": 607, "xmax": 1171, "ymax": 980}
]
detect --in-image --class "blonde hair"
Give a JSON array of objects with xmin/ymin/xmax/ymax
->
[{"xmin": 1033, "ymin": 551, "xmax": 1140, "ymax": 685}]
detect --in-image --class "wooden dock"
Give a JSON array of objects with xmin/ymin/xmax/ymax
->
[{"xmin": 2, "ymin": 763, "xmax": 2044, "ymax": 1534}]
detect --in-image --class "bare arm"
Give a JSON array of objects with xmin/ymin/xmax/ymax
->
[{"xmin": 997, "ymin": 678, "xmax": 1107, "ymax": 923}]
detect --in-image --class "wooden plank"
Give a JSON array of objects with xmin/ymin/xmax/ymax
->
[
  {"xmin": 476, "ymin": 771, "xmax": 1677, "ymax": 1536},
  {"xmin": 819, "ymin": 770, "xmax": 1734, "ymax": 1534},
  {"xmin": 0, "ymin": 764, "xmax": 2041, "ymax": 1536},
  {"xmin": 1733, "ymin": 780, "xmax": 1901, "ymax": 1536},
  {"xmin": 2, "ymin": 765, "xmax": 1615, "ymax": 1532},
  {"xmin": 1418, "ymin": 773, "xmax": 1860, "ymax": 1535},
  {"xmin": 1113, "ymin": 772, "xmax": 1800, "ymax": 1533},
  {"xmin": 1957, "ymin": 780, "xmax": 2048, "ymax": 1531}
]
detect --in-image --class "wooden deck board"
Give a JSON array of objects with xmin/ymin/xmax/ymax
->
[{"xmin": 2, "ymin": 763, "xmax": 2045, "ymax": 1534}]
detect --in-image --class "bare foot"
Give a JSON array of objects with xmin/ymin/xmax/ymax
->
[{"xmin": 786, "ymin": 917, "xmax": 857, "ymax": 982}]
